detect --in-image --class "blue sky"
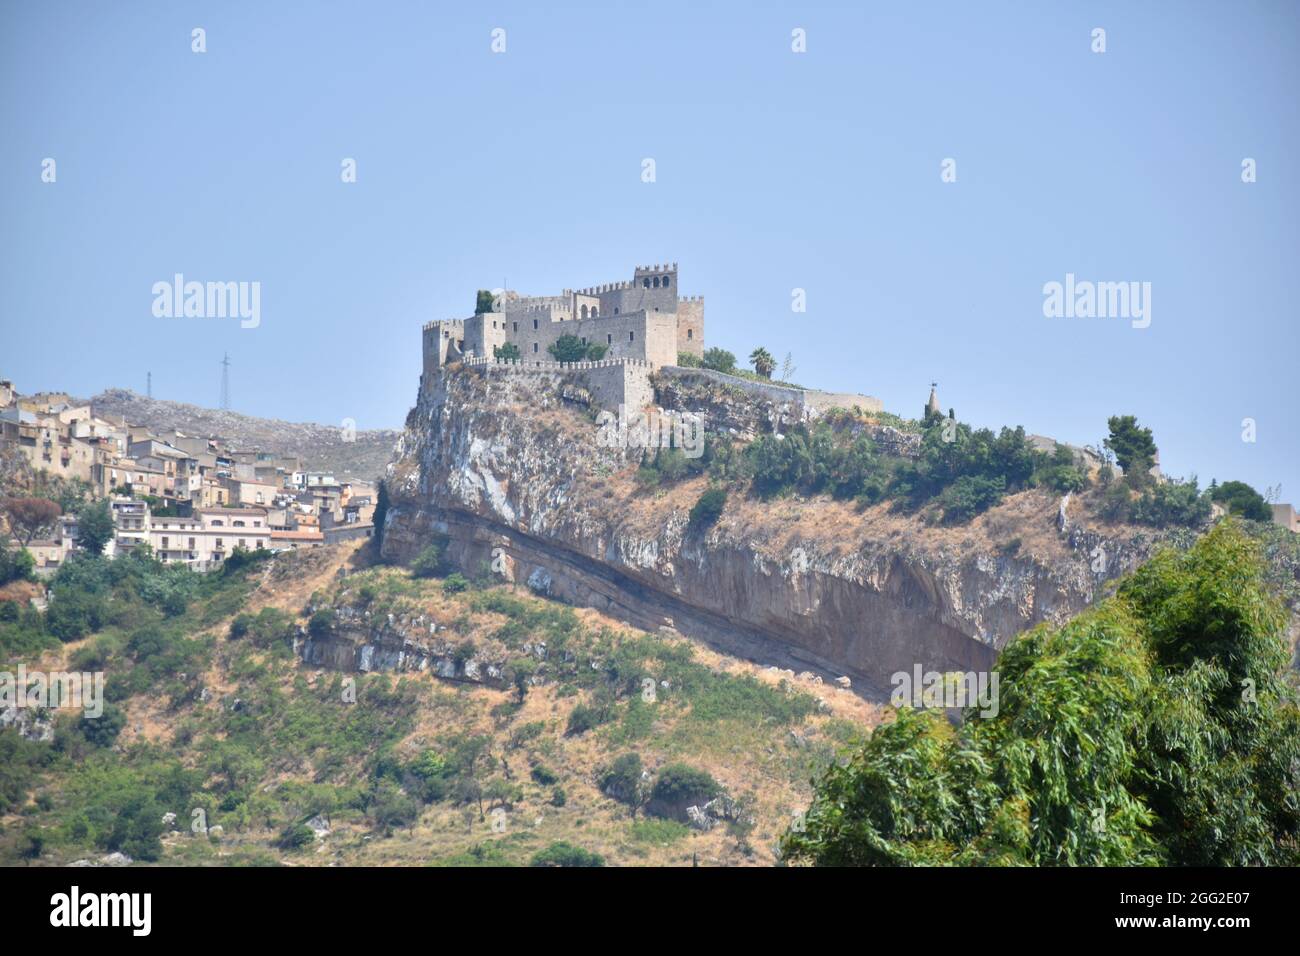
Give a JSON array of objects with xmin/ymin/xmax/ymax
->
[{"xmin": 2, "ymin": 1, "xmax": 1296, "ymax": 498}]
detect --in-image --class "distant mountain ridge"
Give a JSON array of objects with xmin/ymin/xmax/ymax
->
[{"xmin": 89, "ymin": 388, "xmax": 399, "ymax": 481}]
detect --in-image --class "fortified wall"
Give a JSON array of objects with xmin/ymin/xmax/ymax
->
[{"xmin": 461, "ymin": 356, "xmax": 655, "ymax": 412}]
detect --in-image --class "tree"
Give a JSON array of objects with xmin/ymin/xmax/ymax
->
[
  {"xmin": 74, "ymin": 500, "xmax": 113, "ymax": 555},
  {"xmin": 493, "ymin": 343, "xmax": 520, "ymax": 361},
  {"xmin": 701, "ymin": 348, "xmax": 737, "ymax": 374},
  {"xmin": 547, "ymin": 334, "xmax": 589, "ymax": 363},
  {"xmin": 371, "ymin": 480, "xmax": 389, "ymax": 557},
  {"xmin": 1209, "ymin": 480, "xmax": 1271, "ymax": 522},
  {"xmin": 475, "ymin": 289, "xmax": 497, "ymax": 314},
  {"xmin": 748, "ymin": 347, "xmax": 776, "ymax": 379},
  {"xmin": 3, "ymin": 497, "xmax": 61, "ymax": 546},
  {"xmin": 1105, "ymin": 415, "xmax": 1157, "ymax": 488},
  {"xmin": 781, "ymin": 522, "xmax": 1300, "ymax": 866}
]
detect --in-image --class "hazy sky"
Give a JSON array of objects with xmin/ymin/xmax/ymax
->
[{"xmin": 2, "ymin": 1, "xmax": 1296, "ymax": 498}]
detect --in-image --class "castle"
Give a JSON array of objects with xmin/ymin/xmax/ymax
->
[{"xmin": 422, "ymin": 262, "xmax": 703, "ymax": 382}]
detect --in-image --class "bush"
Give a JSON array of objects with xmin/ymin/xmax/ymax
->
[
  {"xmin": 701, "ymin": 348, "xmax": 737, "ymax": 374},
  {"xmin": 493, "ymin": 343, "xmax": 520, "ymax": 361},
  {"xmin": 1129, "ymin": 479, "xmax": 1211, "ymax": 529},
  {"xmin": 278, "ymin": 822, "xmax": 316, "ymax": 850},
  {"xmin": 647, "ymin": 764, "xmax": 720, "ymax": 820},
  {"xmin": 530, "ymin": 764, "xmax": 559, "ymax": 786},
  {"xmin": 599, "ymin": 753, "xmax": 644, "ymax": 808},
  {"xmin": 410, "ymin": 542, "xmax": 446, "ymax": 579},
  {"xmin": 566, "ymin": 700, "xmax": 613, "ymax": 736},
  {"xmin": 442, "ymin": 573, "xmax": 470, "ymax": 594},
  {"xmin": 80, "ymin": 704, "xmax": 126, "ymax": 748},
  {"xmin": 688, "ymin": 488, "xmax": 726, "ymax": 530},
  {"xmin": 308, "ymin": 608, "xmax": 336, "ymax": 639},
  {"xmin": 530, "ymin": 841, "xmax": 605, "ymax": 867}
]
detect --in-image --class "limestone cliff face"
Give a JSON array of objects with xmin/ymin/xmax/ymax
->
[{"xmin": 383, "ymin": 367, "xmax": 1159, "ymax": 695}]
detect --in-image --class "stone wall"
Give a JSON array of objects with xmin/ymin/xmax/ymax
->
[
  {"xmin": 658, "ymin": 367, "xmax": 883, "ymax": 418},
  {"xmin": 462, "ymin": 357, "xmax": 654, "ymax": 412}
]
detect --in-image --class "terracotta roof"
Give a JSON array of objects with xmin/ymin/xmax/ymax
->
[{"xmin": 271, "ymin": 529, "xmax": 324, "ymax": 541}]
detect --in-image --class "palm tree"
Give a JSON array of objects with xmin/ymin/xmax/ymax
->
[{"xmin": 748, "ymin": 347, "xmax": 776, "ymax": 379}]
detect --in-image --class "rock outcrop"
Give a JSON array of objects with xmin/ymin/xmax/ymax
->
[{"xmin": 382, "ymin": 367, "xmax": 1160, "ymax": 696}]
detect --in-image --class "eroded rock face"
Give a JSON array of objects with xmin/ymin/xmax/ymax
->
[{"xmin": 383, "ymin": 368, "xmax": 1158, "ymax": 696}]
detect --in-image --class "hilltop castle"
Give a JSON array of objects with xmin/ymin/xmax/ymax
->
[{"xmin": 422, "ymin": 262, "xmax": 703, "ymax": 381}]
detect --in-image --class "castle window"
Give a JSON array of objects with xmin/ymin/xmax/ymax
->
[
  {"xmin": 532, "ymin": 343, "xmax": 538, "ymax": 353},
  {"xmin": 643, "ymin": 278, "xmax": 650, "ymax": 288},
  {"xmin": 606, "ymin": 334, "xmax": 612, "ymax": 345},
  {"xmin": 513, "ymin": 322, "xmax": 518, "ymax": 332},
  {"xmin": 629, "ymin": 331, "xmax": 635, "ymax": 342},
  {"xmin": 580, "ymin": 305, "xmax": 588, "ymax": 319},
  {"xmin": 653, "ymin": 277, "xmax": 660, "ymax": 288},
  {"xmin": 662, "ymin": 275, "xmax": 670, "ymax": 287},
  {"xmin": 591, "ymin": 306, "xmax": 598, "ymax": 317},
  {"xmin": 614, "ymin": 308, "xmax": 619, "ymax": 314},
  {"xmin": 687, "ymin": 329, "xmax": 693, "ymax": 340},
  {"xmin": 532, "ymin": 318, "xmax": 539, "ymax": 330}
]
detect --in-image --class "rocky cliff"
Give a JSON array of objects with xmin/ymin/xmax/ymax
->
[{"xmin": 382, "ymin": 366, "xmax": 1163, "ymax": 696}]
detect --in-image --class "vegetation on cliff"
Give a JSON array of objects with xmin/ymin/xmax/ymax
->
[{"xmin": 781, "ymin": 521, "xmax": 1300, "ymax": 866}]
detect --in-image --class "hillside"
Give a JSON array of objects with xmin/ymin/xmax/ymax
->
[
  {"xmin": 0, "ymin": 542, "xmax": 882, "ymax": 867},
  {"xmin": 89, "ymin": 389, "xmax": 400, "ymax": 481}
]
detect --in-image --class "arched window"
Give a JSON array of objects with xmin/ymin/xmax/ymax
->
[
  {"xmin": 643, "ymin": 278, "xmax": 650, "ymax": 288},
  {"xmin": 580, "ymin": 305, "xmax": 588, "ymax": 319},
  {"xmin": 653, "ymin": 276, "xmax": 660, "ymax": 288},
  {"xmin": 662, "ymin": 274, "xmax": 670, "ymax": 287},
  {"xmin": 687, "ymin": 328, "xmax": 693, "ymax": 340},
  {"xmin": 591, "ymin": 306, "xmax": 598, "ymax": 317}
]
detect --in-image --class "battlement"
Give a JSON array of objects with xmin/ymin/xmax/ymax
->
[
  {"xmin": 464, "ymin": 356, "xmax": 653, "ymax": 372},
  {"xmin": 575, "ymin": 281, "xmax": 635, "ymax": 295},
  {"xmin": 633, "ymin": 262, "xmax": 678, "ymax": 275},
  {"xmin": 423, "ymin": 318, "xmax": 465, "ymax": 332},
  {"xmin": 679, "ymin": 295, "xmax": 704, "ymax": 304}
]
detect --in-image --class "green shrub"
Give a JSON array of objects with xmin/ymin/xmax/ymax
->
[
  {"xmin": 410, "ymin": 541, "xmax": 447, "ymax": 579},
  {"xmin": 565, "ymin": 700, "xmax": 613, "ymax": 736},
  {"xmin": 599, "ymin": 753, "xmax": 644, "ymax": 809},
  {"xmin": 442, "ymin": 573, "xmax": 470, "ymax": 594},
  {"xmin": 530, "ymin": 841, "xmax": 604, "ymax": 867},
  {"xmin": 308, "ymin": 609, "xmax": 336, "ymax": 639},
  {"xmin": 688, "ymin": 488, "xmax": 726, "ymax": 530},
  {"xmin": 647, "ymin": 764, "xmax": 720, "ymax": 819},
  {"xmin": 278, "ymin": 822, "xmax": 316, "ymax": 850}
]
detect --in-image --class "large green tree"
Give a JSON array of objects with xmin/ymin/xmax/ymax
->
[
  {"xmin": 74, "ymin": 500, "xmax": 114, "ymax": 556},
  {"xmin": 1105, "ymin": 415, "xmax": 1158, "ymax": 488},
  {"xmin": 781, "ymin": 521, "xmax": 1300, "ymax": 866},
  {"xmin": 1210, "ymin": 479, "xmax": 1271, "ymax": 522}
]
